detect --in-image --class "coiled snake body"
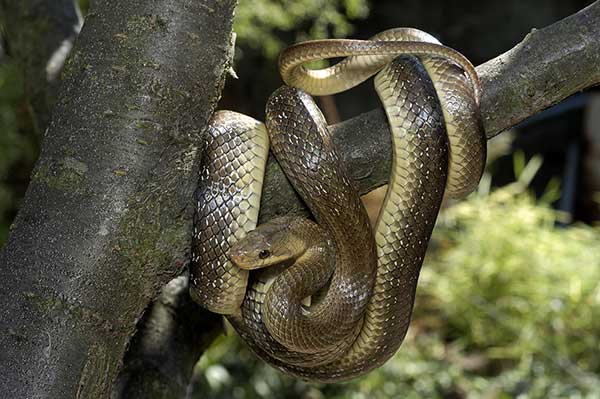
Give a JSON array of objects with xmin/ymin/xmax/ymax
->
[{"xmin": 190, "ymin": 28, "xmax": 486, "ymax": 382}]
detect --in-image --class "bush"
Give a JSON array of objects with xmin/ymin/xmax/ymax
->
[{"xmin": 235, "ymin": 0, "xmax": 369, "ymax": 59}]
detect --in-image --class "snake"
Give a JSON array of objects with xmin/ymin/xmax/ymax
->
[{"xmin": 190, "ymin": 28, "xmax": 486, "ymax": 381}]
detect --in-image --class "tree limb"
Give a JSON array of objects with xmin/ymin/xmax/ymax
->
[
  {"xmin": 2, "ymin": 1, "xmax": 598, "ymax": 397},
  {"xmin": 0, "ymin": 0, "xmax": 236, "ymax": 397},
  {"xmin": 258, "ymin": 0, "xmax": 600, "ymax": 221}
]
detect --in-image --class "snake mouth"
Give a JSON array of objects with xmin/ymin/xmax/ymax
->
[
  {"xmin": 227, "ymin": 246, "xmax": 269, "ymax": 270},
  {"xmin": 227, "ymin": 237, "xmax": 286, "ymax": 270},
  {"xmin": 228, "ymin": 237, "xmax": 308, "ymax": 271}
]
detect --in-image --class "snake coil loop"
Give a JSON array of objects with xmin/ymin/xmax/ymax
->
[{"xmin": 190, "ymin": 28, "xmax": 486, "ymax": 382}]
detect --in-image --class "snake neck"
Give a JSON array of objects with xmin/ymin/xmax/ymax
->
[{"xmin": 261, "ymin": 225, "xmax": 338, "ymax": 352}]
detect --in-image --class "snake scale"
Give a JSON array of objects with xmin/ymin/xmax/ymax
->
[{"xmin": 190, "ymin": 28, "xmax": 486, "ymax": 382}]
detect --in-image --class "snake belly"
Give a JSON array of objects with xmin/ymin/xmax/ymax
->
[
  {"xmin": 190, "ymin": 111, "xmax": 269, "ymax": 314},
  {"xmin": 191, "ymin": 28, "xmax": 486, "ymax": 382}
]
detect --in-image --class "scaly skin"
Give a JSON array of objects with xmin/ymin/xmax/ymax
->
[
  {"xmin": 193, "ymin": 28, "xmax": 486, "ymax": 381},
  {"xmin": 420, "ymin": 57, "xmax": 486, "ymax": 198},
  {"xmin": 230, "ymin": 57, "xmax": 449, "ymax": 381},
  {"xmin": 279, "ymin": 29, "xmax": 481, "ymax": 101},
  {"xmin": 189, "ymin": 111, "xmax": 269, "ymax": 314},
  {"xmin": 278, "ymin": 27, "xmax": 486, "ymax": 199}
]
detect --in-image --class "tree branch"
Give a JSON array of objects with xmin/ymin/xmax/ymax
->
[
  {"xmin": 0, "ymin": 0, "xmax": 236, "ymax": 397},
  {"xmin": 113, "ymin": 275, "xmax": 221, "ymax": 399},
  {"xmin": 258, "ymin": 0, "xmax": 600, "ymax": 221},
  {"xmin": 2, "ymin": 1, "xmax": 598, "ymax": 396}
]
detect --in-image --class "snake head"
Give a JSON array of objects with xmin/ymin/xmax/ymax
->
[{"xmin": 228, "ymin": 216, "xmax": 308, "ymax": 270}]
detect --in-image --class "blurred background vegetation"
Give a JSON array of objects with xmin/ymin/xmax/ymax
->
[
  {"xmin": 0, "ymin": 60, "xmax": 37, "ymax": 243},
  {"xmin": 190, "ymin": 167, "xmax": 600, "ymax": 398},
  {"xmin": 1, "ymin": 0, "xmax": 599, "ymax": 397}
]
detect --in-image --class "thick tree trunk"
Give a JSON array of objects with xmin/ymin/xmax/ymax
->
[{"xmin": 0, "ymin": 0, "xmax": 236, "ymax": 398}]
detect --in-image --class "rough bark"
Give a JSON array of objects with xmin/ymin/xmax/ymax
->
[
  {"xmin": 0, "ymin": 0, "xmax": 82, "ymax": 134},
  {"xmin": 0, "ymin": 1, "xmax": 236, "ymax": 398},
  {"xmin": 113, "ymin": 275, "xmax": 221, "ymax": 399}
]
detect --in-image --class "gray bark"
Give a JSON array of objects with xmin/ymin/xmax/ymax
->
[{"xmin": 0, "ymin": 0, "xmax": 236, "ymax": 398}]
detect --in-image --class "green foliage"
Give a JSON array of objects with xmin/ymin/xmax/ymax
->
[
  {"xmin": 234, "ymin": 0, "xmax": 370, "ymax": 59},
  {"xmin": 79, "ymin": 0, "xmax": 90, "ymax": 15},
  {"xmin": 193, "ymin": 166, "xmax": 600, "ymax": 398},
  {"xmin": 0, "ymin": 62, "xmax": 36, "ymax": 245},
  {"xmin": 415, "ymin": 174, "xmax": 600, "ymax": 397}
]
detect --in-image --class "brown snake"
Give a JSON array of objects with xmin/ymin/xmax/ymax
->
[{"xmin": 190, "ymin": 28, "xmax": 486, "ymax": 381}]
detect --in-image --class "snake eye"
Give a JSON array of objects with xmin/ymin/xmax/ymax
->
[{"xmin": 258, "ymin": 249, "xmax": 271, "ymax": 259}]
